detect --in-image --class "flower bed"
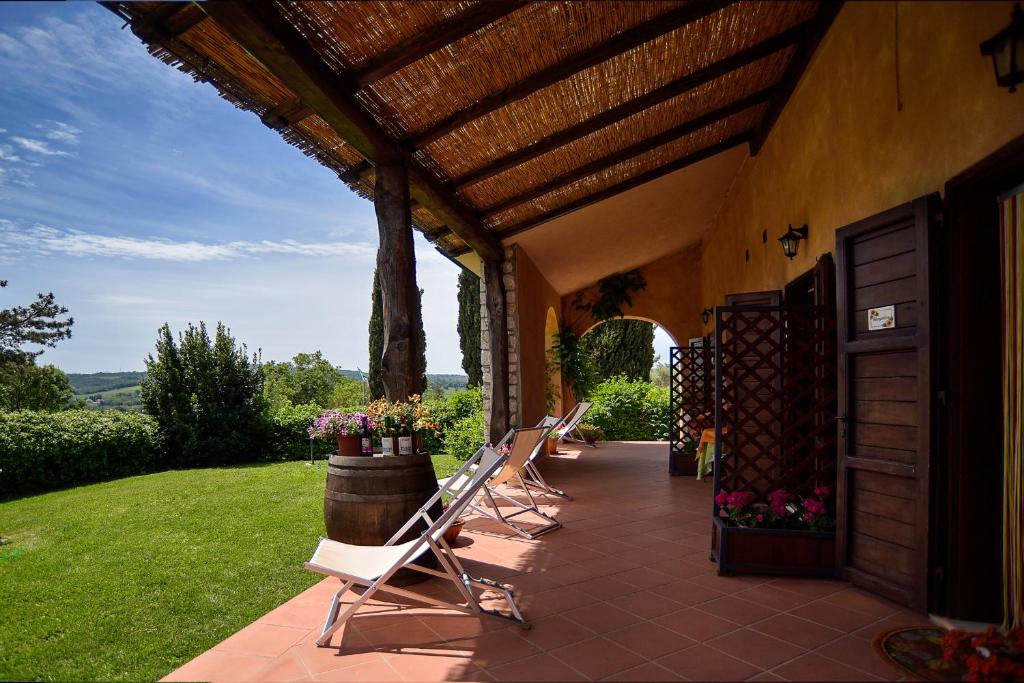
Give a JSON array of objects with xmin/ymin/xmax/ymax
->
[{"xmin": 709, "ymin": 486, "xmax": 836, "ymax": 576}]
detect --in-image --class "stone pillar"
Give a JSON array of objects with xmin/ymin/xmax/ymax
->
[{"xmin": 481, "ymin": 246, "xmax": 522, "ymax": 443}]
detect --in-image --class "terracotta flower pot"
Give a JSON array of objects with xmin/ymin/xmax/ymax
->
[
  {"xmin": 443, "ymin": 519, "xmax": 466, "ymax": 545},
  {"xmin": 336, "ymin": 434, "xmax": 362, "ymax": 457},
  {"xmin": 546, "ymin": 437, "xmax": 559, "ymax": 455}
]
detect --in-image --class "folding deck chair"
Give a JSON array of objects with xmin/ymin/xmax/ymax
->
[
  {"xmin": 518, "ymin": 415, "xmax": 573, "ymax": 501},
  {"xmin": 551, "ymin": 401, "xmax": 595, "ymax": 448},
  {"xmin": 441, "ymin": 426, "xmax": 559, "ymax": 540},
  {"xmin": 305, "ymin": 434, "xmax": 528, "ymax": 648}
]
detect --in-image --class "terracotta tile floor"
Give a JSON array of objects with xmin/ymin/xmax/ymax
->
[{"xmin": 163, "ymin": 442, "xmax": 929, "ymax": 682}]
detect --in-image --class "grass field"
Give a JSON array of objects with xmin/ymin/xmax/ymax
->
[{"xmin": 0, "ymin": 455, "xmax": 464, "ymax": 682}]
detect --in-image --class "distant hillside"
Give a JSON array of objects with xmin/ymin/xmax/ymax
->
[
  {"xmin": 338, "ymin": 370, "xmax": 467, "ymax": 390},
  {"xmin": 68, "ymin": 372, "xmax": 147, "ymax": 395}
]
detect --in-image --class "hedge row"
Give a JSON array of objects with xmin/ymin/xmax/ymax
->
[{"xmin": 0, "ymin": 410, "xmax": 161, "ymax": 498}]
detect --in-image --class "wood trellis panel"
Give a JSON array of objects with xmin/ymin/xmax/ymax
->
[
  {"xmin": 669, "ymin": 343, "xmax": 713, "ymax": 475},
  {"xmin": 713, "ymin": 305, "xmax": 837, "ymax": 501}
]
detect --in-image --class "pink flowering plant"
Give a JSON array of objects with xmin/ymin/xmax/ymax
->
[
  {"xmin": 715, "ymin": 485, "xmax": 835, "ymax": 531},
  {"xmin": 307, "ymin": 410, "xmax": 374, "ymax": 440}
]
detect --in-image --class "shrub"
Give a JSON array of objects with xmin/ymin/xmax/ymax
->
[
  {"xmin": 443, "ymin": 410, "xmax": 485, "ymax": 461},
  {"xmin": 265, "ymin": 402, "xmax": 333, "ymax": 461},
  {"xmin": 586, "ymin": 376, "xmax": 670, "ymax": 441},
  {"xmin": 0, "ymin": 410, "xmax": 160, "ymax": 497},
  {"xmin": 423, "ymin": 386, "xmax": 481, "ymax": 453},
  {"xmin": 575, "ymin": 422, "xmax": 606, "ymax": 444}
]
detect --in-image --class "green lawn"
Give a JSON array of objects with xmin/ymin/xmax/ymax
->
[{"xmin": 0, "ymin": 455, "xmax": 464, "ymax": 682}]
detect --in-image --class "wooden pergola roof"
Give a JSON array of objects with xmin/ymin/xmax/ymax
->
[{"xmin": 104, "ymin": 1, "xmax": 839, "ymax": 263}]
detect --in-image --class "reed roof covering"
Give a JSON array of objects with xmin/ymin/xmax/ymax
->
[{"xmin": 104, "ymin": 1, "xmax": 838, "ymax": 259}]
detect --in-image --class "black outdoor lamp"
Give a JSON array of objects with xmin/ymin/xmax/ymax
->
[
  {"xmin": 778, "ymin": 224, "xmax": 808, "ymax": 260},
  {"xmin": 980, "ymin": 3, "xmax": 1024, "ymax": 93},
  {"xmin": 701, "ymin": 307, "xmax": 713, "ymax": 325}
]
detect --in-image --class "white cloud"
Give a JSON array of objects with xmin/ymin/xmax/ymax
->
[
  {"xmin": 0, "ymin": 221, "xmax": 377, "ymax": 262},
  {"xmin": 87, "ymin": 294, "xmax": 172, "ymax": 306},
  {"xmin": 0, "ymin": 145, "xmax": 22, "ymax": 162},
  {"xmin": 41, "ymin": 121, "xmax": 81, "ymax": 144},
  {"xmin": 12, "ymin": 136, "xmax": 70, "ymax": 156},
  {"xmin": 0, "ymin": 128, "xmax": 6, "ymax": 133}
]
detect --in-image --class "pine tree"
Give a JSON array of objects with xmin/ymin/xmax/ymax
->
[
  {"xmin": 368, "ymin": 268, "xmax": 385, "ymax": 401},
  {"xmin": 457, "ymin": 269, "xmax": 482, "ymax": 386},
  {"xmin": 581, "ymin": 319, "xmax": 655, "ymax": 382},
  {"xmin": 368, "ymin": 269, "xmax": 427, "ymax": 400}
]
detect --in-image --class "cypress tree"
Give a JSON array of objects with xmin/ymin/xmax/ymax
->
[
  {"xmin": 457, "ymin": 269, "xmax": 482, "ymax": 387},
  {"xmin": 581, "ymin": 319, "xmax": 655, "ymax": 382},
  {"xmin": 368, "ymin": 268, "xmax": 385, "ymax": 401},
  {"xmin": 368, "ymin": 269, "xmax": 427, "ymax": 400}
]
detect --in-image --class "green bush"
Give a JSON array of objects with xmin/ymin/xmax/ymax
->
[
  {"xmin": 587, "ymin": 376, "xmax": 670, "ymax": 441},
  {"xmin": 443, "ymin": 410, "xmax": 485, "ymax": 461},
  {"xmin": 423, "ymin": 386, "xmax": 481, "ymax": 453},
  {"xmin": 0, "ymin": 410, "xmax": 160, "ymax": 497},
  {"xmin": 265, "ymin": 403, "xmax": 333, "ymax": 461}
]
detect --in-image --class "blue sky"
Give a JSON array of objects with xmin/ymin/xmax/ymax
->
[{"xmin": 0, "ymin": 2, "xmax": 673, "ymax": 374}]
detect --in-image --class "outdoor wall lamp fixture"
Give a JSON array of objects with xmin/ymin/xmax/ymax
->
[
  {"xmin": 701, "ymin": 307, "xmax": 713, "ymax": 325},
  {"xmin": 980, "ymin": 3, "xmax": 1024, "ymax": 93},
  {"xmin": 778, "ymin": 224, "xmax": 808, "ymax": 260}
]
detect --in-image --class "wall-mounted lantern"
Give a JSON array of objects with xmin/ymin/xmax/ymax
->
[
  {"xmin": 701, "ymin": 307, "xmax": 713, "ymax": 325},
  {"xmin": 778, "ymin": 224, "xmax": 808, "ymax": 260},
  {"xmin": 980, "ymin": 3, "xmax": 1024, "ymax": 93}
]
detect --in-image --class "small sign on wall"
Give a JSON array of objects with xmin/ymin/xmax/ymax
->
[{"xmin": 868, "ymin": 305, "xmax": 896, "ymax": 331}]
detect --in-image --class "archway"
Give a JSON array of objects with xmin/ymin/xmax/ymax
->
[
  {"xmin": 543, "ymin": 307, "xmax": 563, "ymax": 418},
  {"xmin": 579, "ymin": 316, "xmax": 680, "ymax": 386}
]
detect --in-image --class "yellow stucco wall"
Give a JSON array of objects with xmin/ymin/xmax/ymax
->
[
  {"xmin": 700, "ymin": 0, "xmax": 1024, "ymax": 330},
  {"xmin": 514, "ymin": 246, "xmax": 563, "ymax": 427},
  {"xmin": 562, "ymin": 243, "xmax": 704, "ymax": 349}
]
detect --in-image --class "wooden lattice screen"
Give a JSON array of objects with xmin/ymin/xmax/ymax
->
[
  {"xmin": 669, "ymin": 343, "xmax": 712, "ymax": 475},
  {"xmin": 713, "ymin": 305, "xmax": 837, "ymax": 501}
]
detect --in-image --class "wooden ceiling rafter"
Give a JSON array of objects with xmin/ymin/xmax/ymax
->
[
  {"xmin": 496, "ymin": 132, "xmax": 751, "ymax": 239},
  {"xmin": 352, "ymin": 2, "xmax": 529, "ymax": 87},
  {"xmin": 406, "ymin": 0, "xmax": 736, "ymax": 149},
  {"xmin": 200, "ymin": 1, "xmax": 501, "ymax": 262},
  {"xmin": 750, "ymin": 2, "xmax": 843, "ymax": 154},
  {"xmin": 451, "ymin": 21, "xmax": 812, "ymax": 191},
  {"xmin": 481, "ymin": 87, "xmax": 774, "ymax": 218}
]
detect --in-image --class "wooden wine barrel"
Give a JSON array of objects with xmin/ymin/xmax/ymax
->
[{"xmin": 324, "ymin": 453, "xmax": 442, "ymax": 585}]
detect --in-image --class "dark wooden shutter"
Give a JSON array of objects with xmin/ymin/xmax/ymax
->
[
  {"xmin": 725, "ymin": 290, "xmax": 782, "ymax": 307},
  {"xmin": 835, "ymin": 194, "xmax": 940, "ymax": 612}
]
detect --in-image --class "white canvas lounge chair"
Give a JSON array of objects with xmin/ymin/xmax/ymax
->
[
  {"xmin": 518, "ymin": 415, "xmax": 572, "ymax": 501},
  {"xmin": 305, "ymin": 436, "xmax": 527, "ymax": 648},
  {"xmin": 551, "ymin": 401, "xmax": 595, "ymax": 448},
  {"xmin": 441, "ymin": 426, "xmax": 558, "ymax": 540}
]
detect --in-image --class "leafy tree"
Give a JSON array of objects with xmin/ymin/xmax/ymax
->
[
  {"xmin": 0, "ymin": 279, "xmax": 73, "ymax": 364},
  {"xmin": 141, "ymin": 322, "xmax": 267, "ymax": 467},
  {"xmin": 263, "ymin": 351, "xmax": 364, "ymax": 411},
  {"xmin": 650, "ymin": 355, "xmax": 671, "ymax": 388},
  {"xmin": 0, "ymin": 362, "xmax": 73, "ymax": 411},
  {"xmin": 582, "ymin": 319, "xmax": 655, "ymax": 382},
  {"xmin": 457, "ymin": 269, "xmax": 482, "ymax": 387},
  {"xmin": 368, "ymin": 269, "xmax": 385, "ymax": 401},
  {"xmin": 368, "ymin": 268, "xmax": 427, "ymax": 400}
]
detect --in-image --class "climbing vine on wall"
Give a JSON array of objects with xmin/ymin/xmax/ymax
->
[{"xmin": 555, "ymin": 269, "xmax": 648, "ymax": 398}]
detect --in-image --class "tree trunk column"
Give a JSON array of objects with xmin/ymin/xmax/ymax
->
[
  {"xmin": 374, "ymin": 161, "xmax": 424, "ymax": 401},
  {"xmin": 482, "ymin": 256, "xmax": 511, "ymax": 444}
]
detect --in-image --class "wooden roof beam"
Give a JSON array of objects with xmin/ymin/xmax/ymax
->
[
  {"xmin": 121, "ymin": 2, "xmax": 207, "ymax": 43},
  {"xmin": 352, "ymin": 2, "xmax": 528, "ymax": 87},
  {"xmin": 260, "ymin": 98, "xmax": 314, "ymax": 130},
  {"xmin": 497, "ymin": 133, "xmax": 751, "ymax": 239},
  {"xmin": 452, "ymin": 21, "xmax": 811, "ymax": 190},
  {"xmin": 408, "ymin": 0, "xmax": 735, "ymax": 149},
  {"xmin": 201, "ymin": 1, "xmax": 502, "ymax": 262},
  {"xmin": 482, "ymin": 88, "xmax": 773, "ymax": 218},
  {"xmin": 750, "ymin": 2, "xmax": 843, "ymax": 154}
]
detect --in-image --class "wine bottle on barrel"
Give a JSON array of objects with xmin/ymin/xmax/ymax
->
[
  {"xmin": 360, "ymin": 416, "xmax": 373, "ymax": 456},
  {"xmin": 398, "ymin": 418, "xmax": 413, "ymax": 456},
  {"xmin": 381, "ymin": 416, "xmax": 395, "ymax": 456}
]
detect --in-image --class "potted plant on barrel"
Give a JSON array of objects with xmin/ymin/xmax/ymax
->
[
  {"xmin": 308, "ymin": 410, "xmax": 373, "ymax": 457},
  {"xmin": 368, "ymin": 395, "xmax": 438, "ymax": 455}
]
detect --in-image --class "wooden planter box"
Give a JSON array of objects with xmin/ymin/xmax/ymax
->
[
  {"xmin": 710, "ymin": 516, "xmax": 835, "ymax": 577},
  {"xmin": 669, "ymin": 450, "xmax": 698, "ymax": 476}
]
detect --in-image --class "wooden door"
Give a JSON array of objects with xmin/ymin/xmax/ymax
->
[{"xmin": 835, "ymin": 194, "xmax": 940, "ymax": 612}]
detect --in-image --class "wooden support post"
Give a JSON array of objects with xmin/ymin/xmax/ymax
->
[
  {"xmin": 374, "ymin": 161, "xmax": 424, "ymax": 401},
  {"xmin": 482, "ymin": 258, "xmax": 510, "ymax": 444}
]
